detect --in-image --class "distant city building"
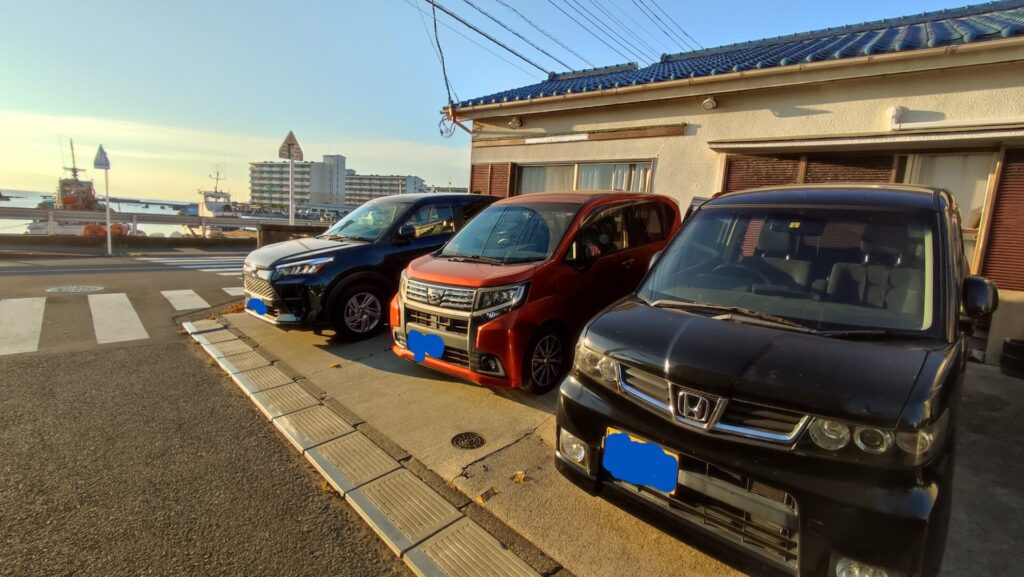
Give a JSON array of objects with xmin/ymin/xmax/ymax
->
[
  {"xmin": 343, "ymin": 170, "xmax": 426, "ymax": 205},
  {"xmin": 249, "ymin": 154, "xmax": 346, "ymax": 208}
]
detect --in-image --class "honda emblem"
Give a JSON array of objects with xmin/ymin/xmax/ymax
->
[{"xmin": 679, "ymin": 392, "xmax": 712, "ymax": 423}]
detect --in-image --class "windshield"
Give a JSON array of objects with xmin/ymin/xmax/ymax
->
[
  {"xmin": 638, "ymin": 206, "xmax": 939, "ymax": 333},
  {"xmin": 322, "ymin": 200, "xmax": 409, "ymax": 241},
  {"xmin": 439, "ymin": 202, "xmax": 580, "ymax": 264}
]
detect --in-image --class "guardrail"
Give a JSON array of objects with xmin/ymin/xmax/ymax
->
[{"xmin": 0, "ymin": 206, "xmax": 325, "ymax": 235}]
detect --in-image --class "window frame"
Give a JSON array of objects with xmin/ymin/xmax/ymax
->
[{"xmin": 514, "ymin": 159, "xmax": 655, "ymax": 195}]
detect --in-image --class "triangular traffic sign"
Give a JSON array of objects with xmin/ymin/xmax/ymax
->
[
  {"xmin": 93, "ymin": 144, "xmax": 110, "ymax": 170},
  {"xmin": 278, "ymin": 131, "xmax": 303, "ymax": 161}
]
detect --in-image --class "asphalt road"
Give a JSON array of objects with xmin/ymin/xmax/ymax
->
[{"xmin": 0, "ymin": 255, "xmax": 410, "ymax": 577}]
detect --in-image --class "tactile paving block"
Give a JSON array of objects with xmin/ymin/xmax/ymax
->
[
  {"xmin": 182, "ymin": 319, "xmax": 224, "ymax": 334},
  {"xmin": 231, "ymin": 365, "xmax": 293, "ymax": 395},
  {"xmin": 404, "ymin": 518, "xmax": 540, "ymax": 577},
  {"xmin": 215, "ymin": 350, "xmax": 270, "ymax": 374},
  {"xmin": 192, "ymin": 329, "xmax": 237, "ymax": 345},
  {"xmin": 273, "ymin": 405, "xmax": 354, "ymax": 452},
  {"xmin": 305, "ymin": 432, "xmax": 400, "ymax": 495},
  {"xmin": 201, "ymin": 339, "xmax": 253, "ymax": 358},
  {"xmin": 346, "ymin": 469, "xmax": 462, "ymax": 555},
  {"xmin": 250, "ymin": 383, "xmax": 319, "ymax": 419}
]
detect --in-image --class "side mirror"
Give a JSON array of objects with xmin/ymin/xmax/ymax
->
[
  {"xmin": 396, "ymin": 224, "xmax": 415, "ymax": 241},
  {"xmin": 649, "ymin": 250, "xmax": 663, "ymax": 271},
  {"xmin": 580, "ymin": 242, "xmax": 601, "ymax": 266},
  {"xmin": 963, "ymin": 275, "xmax": 998, "ymax": 318}
]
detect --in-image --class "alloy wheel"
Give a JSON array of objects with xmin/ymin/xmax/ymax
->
[
  {"xmin": 530, "ymin": 334, "xmax": 563, "ymax": 388},
  {"xmin": 343, "ymin": 292, "xmax": 382, "ymax": 333}
]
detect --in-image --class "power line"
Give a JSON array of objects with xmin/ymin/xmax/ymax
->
[
  {"xmin": 648, "ymin": 0, "xmax": 704, "ymax": 50},
  {"xmin": 586, "ymin": 0, "xmax": 663, "ymax": 60},
  {"xmin": 546, "ymin": 0, "xmax": 633, "ymax": 64},
  {"xmin": 493, "ymin": 0, "xmax": 594, "ymax": 68},
  {"xmin": 603, "ymin": 0, "xmax": 669, "ymax": 54},
  {"xmin": 630, "ymin": 0, "xmax": 688, "ymax": 52},
  {"xmin": 424, "ymin": 0, "xmax": 550, "ymax": 75},
  {"xmin": 399, "ymin": 0, "xmax": 544, "ymax": 81},
  {"xmin": 414, "ymin": 0, "xmax": 455, "ymax": 99},
  {"xmin": 459, "ymin": 0, "xmax": 573, "ymax": 70},
  {"xmin": 428, "ymin": 0, "xmax": 458, "ymax": 137},
  {"xmin": 563, "ymin": 0, "xmax": 657, "ymax": 63}
]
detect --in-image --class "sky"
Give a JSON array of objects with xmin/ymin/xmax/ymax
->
[{"xmin": 0, "ymin": 0, "xmax": 975, "ymax": 202}]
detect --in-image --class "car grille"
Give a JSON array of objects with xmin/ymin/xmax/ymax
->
[
  {"xmin": 405, "ymin": 308, "xmax": 469, "ymax": 335},
  {"xmin": 441, "ymin": 345, "xmax": 471, "ymax": 367},
  {"xmin": 617, "ymin": 364, "xmax": 808, "ymax": 444},
  {"xmin": 243, "ymin": 275, "xmax": 278, "ymax": 301},
  {"xmin": 406, "ymin": 279, "xmax": 475, "ymax": 311},
  {"xmin": 614, "ymin": 454, "xmax": 799, "ymax": 573},
  {"xmin": 718, "ymin": 401, "xmax": 807, "ymax": 438}
]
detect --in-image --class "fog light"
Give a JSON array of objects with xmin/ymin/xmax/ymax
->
[
  {"xmin": 835, "ymin": 557, "xmax": 889, "ymax": 577},
  {"xmin": 854, "ymin": 427, "xmax": 893, "ymax": 454},
  {"xmin": 559, "ymin": 429, "xmax": 588, "ymax": 465},
  {"xmin": 478, "ymin": 354, "xmax": 505, "ymax": 376}
]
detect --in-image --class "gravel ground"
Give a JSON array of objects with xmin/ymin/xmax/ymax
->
[{"xmin": 0, "ymin": 341, "xmax": 410, "ymax": 577}]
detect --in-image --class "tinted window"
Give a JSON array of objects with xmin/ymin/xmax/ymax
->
[
  {"xmin": 402, "ymin": 204, "xmax": 454, "ymax": 239},
  {"xmin": 440, "ymin": 202, "xmax": 580, "ymax": 264},
  {"xmin": 571, "ymin": 205, "xmax": 628, "ymax": 259},
  {"xmin": 323, "ymin": 199, "xmax": 409, "ymax": 241},
  {"xmin": 628, "ymin": 202, "xmax": 670, "ymax": 246}
]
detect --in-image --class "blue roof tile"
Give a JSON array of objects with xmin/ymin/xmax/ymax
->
[{"xmin": 455, "ymin": 0, "xmax": 1024, "ymax": 109}]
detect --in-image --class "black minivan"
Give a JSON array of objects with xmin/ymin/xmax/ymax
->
[
  {"xmin": 242, "ymin": 193, "xmax": 494, "ymax": 340},
  {"xmin": 555, "ymin": 185, "xmax": 997, "ymax": 577}
]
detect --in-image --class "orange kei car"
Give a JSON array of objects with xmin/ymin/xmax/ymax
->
[{"xmin": 390, "ymin": 192, "xmax": 680, "ymax": 393}]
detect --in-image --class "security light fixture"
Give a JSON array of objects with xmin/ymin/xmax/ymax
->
[{"xmin": 701, "ymin": 96, "xmax": 718, "ymax": 111}]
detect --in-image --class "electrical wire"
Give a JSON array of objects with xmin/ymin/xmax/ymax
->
[
  {"xmin": 585, "ymin": 0, "xmax": 663, "ymax": 61},
  {"xmin": 415, "ymin": 0, "xmax": 457, "ymax": 101},
  {"xmin": 460, "ymin": 0, "xmax": 573, "ymax": 70},
  {"xmin": 562, "ymin": 0, "xmax": 653, "ymax": 64},
  {"xmin": 493, "ymin": 0, "xmax": 594, "ymax": 68},
  {"xmin": 424, "ymin": 0, "xmax": 550, "ymax": 75},
  {"xmin": 546, "ymin": 0, "xmax": 632, "ymax": 63},
  {"xmin": 429, "ymin": 0, "xmax": 458, "ymax": 137},
  {"xmin": 632, "ymin": 0, "xmax": 689, "ymax": 52},
  {"xmin": 648, "ymin": 0, "xmax": 704, "ymax": 50},
  {"xmin": 399, "ymin": 0, "xmax": 544, "ymax": 81},
  {"xmin": 603, "ymin": 0, "xmax": 667, "ymax": 53}
]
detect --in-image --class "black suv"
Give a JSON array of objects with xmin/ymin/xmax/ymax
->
[
  {"xmin": 242, "ymin": 193, "xmax": 494, "ymax": 340},
  {"xmin": 555, "ymin": 185, "xmax": 997, "ymax": 577}
]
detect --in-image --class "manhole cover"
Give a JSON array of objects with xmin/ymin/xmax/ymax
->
[
  {"xmin": 45, "ymin": 286, "xmax": 104, "ymax": 293},
  {"xmin": 451, "ymin": 432, "xmax": 486, "ymax": 450}
]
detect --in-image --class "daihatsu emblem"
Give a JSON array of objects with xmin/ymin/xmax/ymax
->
[
  {"xmin": 679, "ymin": 392, "xmax": 712, "ymax": 423},
  {"xmin": 427, "ymin": 287, "xmax": 446, "ymax": 305}
]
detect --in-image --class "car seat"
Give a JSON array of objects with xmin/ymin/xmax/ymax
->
[
  {"xmin": 741, "ymin": 227, "xmax": 812, "ymax": 287},
  {"xmin": 825, "ymin": 223, "xmax": 923, "ymax": 314}
]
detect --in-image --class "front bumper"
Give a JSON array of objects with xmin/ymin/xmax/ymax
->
[
  {"xmin": 242, "ymin": 273, "xmax": 327, "ymax": 327},
  {"xmin": 556, "ymin": 375, "xmax": 952, "ymax": 577}
]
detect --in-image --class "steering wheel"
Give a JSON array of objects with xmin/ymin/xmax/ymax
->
[{"xmin": 710, "ymin": 263, "xmax": 768, "ymax": 284}]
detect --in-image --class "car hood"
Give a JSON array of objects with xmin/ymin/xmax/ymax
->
[
  {"xmin": 407, "ymin": 254, "xmax": 540, "ymax": 288},
  {"xmin": 584, "ymin": 299, "xmax": 935, "ymax": 427},
  {"xmin": 244, "ymin": 237, "xmax": 367, "ymax": 268}
]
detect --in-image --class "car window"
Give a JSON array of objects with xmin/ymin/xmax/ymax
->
[
  {"xmin": 569, "ymin": 205, "xmax": 628, "ymax": 260},
  {"xmin": 402, "ymin": 205, "xmax": 454, "ymax": 239},
  {"xmin": 628, "ymin": 202, "xmax": 671, "ymax": 247},
  {"xmin": 440, "ymin": 202, "xmax": 581, "ymax": 264}
]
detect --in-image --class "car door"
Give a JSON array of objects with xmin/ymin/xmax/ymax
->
[
  {"xmin": 385, "ymin": 202, "xmax": 456, "ymax": 277},
  {"xmin": 624, "ymin": 200, "xmax": 676, "ymax": 288},
  {"xmin": 561, "ymin": 203, "xmax": 636, "ymax": 328}
]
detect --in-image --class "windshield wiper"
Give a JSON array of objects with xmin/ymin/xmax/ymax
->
[
  {"xmin": 649, "ymin": 299, "xmax": 815, "ymax": 333},
  {"xmin": 320, "ymin": 233, "xmax": 368, "ymax": 242},
  {"xmin": 443, "ymin": 254, "xmax": 505, "ymax": 265},
  {"xmin": 816, "ymin": 329, "xmax": 933, "ymax": 340}
]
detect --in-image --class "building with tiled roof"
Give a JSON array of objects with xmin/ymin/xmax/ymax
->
[{"xmin": 451, "ymin": 0, "xmax": 1024, "ymax": 363}]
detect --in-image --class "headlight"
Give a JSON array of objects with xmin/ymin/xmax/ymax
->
[
  {"xmin": 574, "ymin": 341, "xmax": 619, "ymax": 388},
  {"xmin": 275, "ymin": 256, "xmax": 333, "ymax": 277},
  {"xmin": 804, "ymin": 411, "xmax": 949, "ymax": 466},
  {"xmin": 474, "ymin": 283, "xmax": 527, "ymax": 317},
  {"xmin": 399, "ymin": 269, "xmax": 409, "ymax": 297}
]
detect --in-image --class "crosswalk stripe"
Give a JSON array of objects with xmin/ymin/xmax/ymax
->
[
  {"xmin": 217, "ymin": 272, "xmax": 241, "ymax": 276},
  {"xmin": 0, "ymin": 297, "xmax": 46, "ymax": 355},
  {"xmin": 88, "ymin": 293, "xmax": 149, "ymax": 344},
  {"xmin": 198, "ymin": 268, "xmax": 242, "ymax": 273},
  {"xmin": 223, "ymin": 287, "xmax": 246, "ymax": 296},
  {"xmin": 158, "ymin": 262, "xmax": 245, "ymax": 267},
  {"xmin": 161, "ymin": 290, "xmax": 211, "ymax": 311}
]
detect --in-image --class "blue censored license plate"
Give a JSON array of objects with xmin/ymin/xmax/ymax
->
[{"xmin": 602, "ymin": 427, "xmax": 679, "ymax": 494}]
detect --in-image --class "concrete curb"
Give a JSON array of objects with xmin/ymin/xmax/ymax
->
[{"xmin": 186, "ymin": 318, "xmax": 552, "ymax": 577}]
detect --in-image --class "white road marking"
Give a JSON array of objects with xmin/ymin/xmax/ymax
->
[
  {"xmin": 217, "ymin": 272, "xmax": 241, "ymax": 276},
  {"xmin": 161, "ymin": 289, "xmax": 211, "ymax": 311},
  {"xmin": 88, "ymin": 293, "xmax": 149, "ymax": 344},
  {"xmin": 198, "ymin": 268, "xmax": 242, "ymax": 273},
  {"xmin": 0, "ymin": 297, "xmax": 46, "ymax": 355},
  {"xmin": 223, "ymin": 287, "xmax": 246, "ymax": 296}
]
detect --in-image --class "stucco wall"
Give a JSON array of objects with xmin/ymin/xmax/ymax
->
[{"xmin": 469, "ymin": 58, "xmax": 1024, "ymax": 205}]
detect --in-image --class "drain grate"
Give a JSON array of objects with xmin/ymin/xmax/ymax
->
[
  {"xmin": 451, "ymin": 432, "xmax": 485, "ymax": 450},
  {"xmin": 45, "ymin": 286, "xmax": 103, "ymax": 293}
]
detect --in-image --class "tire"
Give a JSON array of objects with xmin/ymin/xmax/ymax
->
[
  {"xmin": 999, "ymin": 350, "xmax": 1024, "ymax": 379},
  {"xmin": 1002, "ymin": 338, "xmax": 1024, "ymax": 358},
  {"xmin": 520, "ymin": 329, "xmax": 569, "ymax": 395},
  {"xmin": 332, "ymin": 283, "xmax": 386, "ymax": 342}
]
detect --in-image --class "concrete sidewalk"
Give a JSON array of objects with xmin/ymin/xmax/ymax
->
[{"xmin": 224, "ymin": 313, "xmax": 1024, "ymax": 577}]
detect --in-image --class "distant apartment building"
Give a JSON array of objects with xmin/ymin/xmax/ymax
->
[
  {"xmin": 249, "ymin": 154, "xmax": 346, "ymax": 208},
  {"xmin": 343, "ymin": 170, "xmax": 427, "ymax": 205}
]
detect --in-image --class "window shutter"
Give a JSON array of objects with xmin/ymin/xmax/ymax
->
[
  {"xmin": 982, "ymin": 149, "xmax": 1024, "ymax": 291},
  {"xmin": 804, "ymin": 155, "xmax": 895, "ymax": 183},
  {"xmin": 469, "ymin": 163, "xmax": 515, "ymax": 197},
  {"xmin": 723, "ymin": 155, "xmax": 801, "ymax": 193}
]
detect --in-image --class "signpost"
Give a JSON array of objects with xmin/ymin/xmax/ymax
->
[
  {"xmin": 278, "ymin": 131, "xmax": 303, "ymax": 226},
  {"xmin": 93, "ymin": 145, "xmax": 112, "ymax": 255}
]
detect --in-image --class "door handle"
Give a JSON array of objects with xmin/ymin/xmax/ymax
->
[{"xmin": 621, "ymin": 258, "xmax": 636, "ymax": 268}]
